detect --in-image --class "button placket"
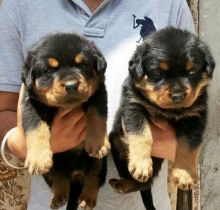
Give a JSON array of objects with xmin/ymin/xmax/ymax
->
[{"xmin": 83, "ymin": 0, "xmax": 113, "ymax": 37}]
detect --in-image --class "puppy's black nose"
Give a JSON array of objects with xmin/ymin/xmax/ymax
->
[
  {"xmin": 171, "ymin": 92, "xmax": 186, "ymax": 103},
  {"xmin": 64, "ymin": 81, "xmax": 79, "ymax": 92}
]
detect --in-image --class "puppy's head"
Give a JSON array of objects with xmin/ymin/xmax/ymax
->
[
  {"xmin": 22, "ymin": 33, "xmax": 107, "ymax": 107},
  {"xmin": 129, "ymin": 27, "xmax": 215, "ymax": 109}
]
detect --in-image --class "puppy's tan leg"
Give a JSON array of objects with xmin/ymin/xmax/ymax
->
[
  {"xmin": 172, "ymin": 138, "xmax": 200, "ymax": 190},
  {"xmin": 85, "ymin": 107, "xmax": 110, "ymax": 158},
  {"xmin": 126, "ymin": 122, "xmax": 153, "ymax": 182},
  {"xmin": 50, "ymin": 175, "xmax": 70, "ymax": 209},
  {"xmin": 78, "ymin": 159, "xmax": 101, "ymax": 210},
  {"xmin": 25, "ymin": 122, "xmax": 53, "ymax": 175}
]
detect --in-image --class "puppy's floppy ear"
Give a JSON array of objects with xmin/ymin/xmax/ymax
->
[
  {"xmin": 22, "ymin": 67, "xmax": 34, "ymax": 89},
  {"xmin": 94, "ymin": 50, "xmax": 107, "ymax": 75},
  {"xmin": 21, "ymin": 54, "xmax": 35, "ymax": 90},
  {"xmin": 199, "ymin": 42, "xmax": 215, "ymax": 78},
  {"xmin": 204, "ymin": 50, "xmax": 215, "ymax": 78},
  {"xmin": 83, "ymin": 43, "xmax": 107, "ymax": 75},
  {"xmin": 128, "ymin": 56, "xmax": 144, "ymax": 81}
]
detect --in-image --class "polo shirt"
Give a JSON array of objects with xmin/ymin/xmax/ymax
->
[{"xmin": 0, "ymin": 0, "xmax": 194, "ymax": 210}]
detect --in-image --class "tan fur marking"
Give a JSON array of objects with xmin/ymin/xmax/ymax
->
[
  {"xmin": 185, "ymin": 60, "xmax": 193, "ymax": 71},
  {"xmin": 75, "ymin": 52, "xmax": 84, "ymax": 64},
  {"xmin": 125, "ymin": 121, "xmax": 153, "ymax": 182},
  {"xmin": 136, "ymin": 80, "xmax": 172, "ymax": 108},
  {"xmin": 159, "ymin": 62, "xmax": 169, "ymax": 71},
  {"xmin": 186, "ymin": 74, "xmax": 209, "ymax": 107},
  {"xmin": 136, "ymin": 74, "xmax": 209, "ymax": 109},
  {"xmin": 34, "ymin": 73, "xmax": 100, "ymax": 107},
  {"xmin": 172, "ymin": 138, "xmax": 200, "ymax": 190},
  {"xmin": 25, "ymin": 122, "xmax": 52, "ymax": 175},
  {"xmin": 85, "ymin": 107, "xmax": 110, "ymax": 158},
  {"xmin": 34, "ymin": 74, "xmax": 95, "ymax": 108},
  {"xmin": 78, "ymin": 74, "xmax": 99, "ymax": 99},
  {"xmin": 48, "ymin": 57, "xmax": 59, "ymax": 68}
]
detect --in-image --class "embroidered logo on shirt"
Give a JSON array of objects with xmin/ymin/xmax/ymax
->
[{"xmin": 133, "ymin": 15, "xmax": 156, "ymax": 43}]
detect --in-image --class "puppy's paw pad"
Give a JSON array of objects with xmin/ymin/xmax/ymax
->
[
  {"xmin": 50, "ymin": 195, "xmax": 68, "ymax": 209},
  {"xmin": 109, "ymin": 179, "xmax": 129, "ymax": 194},
  {"xmin": 25, "ymin": 150, "xmax": 53, "ymax": 175},
  {"xmin": 172, "ymin": 168, "xmax": 195, "ymax": 190},
  {"xmin": 128, "ymin": 158, "xmax": 152, "ymax": 182}
]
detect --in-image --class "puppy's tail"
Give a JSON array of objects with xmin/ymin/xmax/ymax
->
[
  {"xmin": 66, "ymin": 182, "xmax": 83, "ymax": 210},
  {"xmin": 140, "ymin": 188, "xmax": 156, "ymax": 210}
]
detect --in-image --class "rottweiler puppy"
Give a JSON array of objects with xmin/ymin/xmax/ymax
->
[
  {"xmin": 21, "ymin": 33, "xmax": 110, "ymax": 209},
  {"xmin": 109, "ymin": 27, "xmax": 215, "ymax": 210}
]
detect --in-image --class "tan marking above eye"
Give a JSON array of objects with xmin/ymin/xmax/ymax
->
[
  {"xmin": 186, "ymin": 60, "xmax": 194, "ymax": 71},
  {"xmin": 75, "ymin": 52, "xmax": 84, "ymax": 64},
  {"xmin": 48, "ymin": 58, "xmax": 59, "ymax": 68},
  {"xmin": 159, "ymin": 62, "xmax": 169, "ymax": 71}
]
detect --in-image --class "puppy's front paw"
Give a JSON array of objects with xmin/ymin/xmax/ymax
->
[
  {"xmin": 128, "ymin": 157, "xmax": 152, "ymax": 182},
  {"xmin": 25, "ymin": 149, "xmax": 53, "ymax": 175},
  {"xmin": 172, "ymin": 168, "xmax": 195, "ymax": 190},
  {"xmin": 86, "ymin": 139, "xmax": 111, "ymax": 159}
]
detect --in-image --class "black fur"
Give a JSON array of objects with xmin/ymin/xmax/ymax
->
[
  {"xmin": 110, "ymin": 27, "xmax": 215, "ymax": 209},
  {"xmin": 21, "ymin": 33, "xmax": 107, "ymax": 209}
]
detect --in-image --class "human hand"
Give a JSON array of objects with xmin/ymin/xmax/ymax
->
[
  {"xmin": 150, "ymin": 120, "xmax": 176, "ymax": 162},
  {"xmin": 7, "ymin": 84, "xmax": 86, "ymax": 159}
]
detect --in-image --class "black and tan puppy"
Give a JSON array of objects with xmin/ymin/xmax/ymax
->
[
  {"xmin": 21, "ymin": 33, "xmax": 110, "ymax": 209},
  {"xmin": 109, "ymin": 27, "xmax": 215, "ymax": 209}
]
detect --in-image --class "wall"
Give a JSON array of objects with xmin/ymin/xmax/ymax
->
[{"xmin": 200, "ymin": 1, "xmax": 220, "ymax": 209}]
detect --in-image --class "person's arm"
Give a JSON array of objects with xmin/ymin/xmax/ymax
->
[
  {"xmin": 0, "ymin": 92, "xmax": 19, "ymax": 151},
  {"xmin": 1, "ymin": 88, "xmax": 86, "ymax": 160}
]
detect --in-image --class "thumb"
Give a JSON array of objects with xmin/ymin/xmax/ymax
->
[{"xmin": 17, "ymin": 84, "xmax": 25, "ymax": 128}]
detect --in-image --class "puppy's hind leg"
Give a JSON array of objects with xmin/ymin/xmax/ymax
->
[
  {"xmin": 78, "ymin": 158, "xmax": 105, "ymax": 210},
  {"xmin": 48, "ymin": 174, "xmax": 70, "ymax": 209}
]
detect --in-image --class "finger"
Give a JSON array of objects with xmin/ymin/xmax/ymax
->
[
  {"xmin": 54, "ymin": 109, "xmax": 85, "ymax": 126},
  {"xmin": 18, "ymin": 84, "xmax": 25, "ymax": 105},
  {"xmin": 57, "ymin": 106, "xmax": 83, "ymax": 117},
  {"xmin": 73, "ymin": 114, "xmax": 86, "ymax": 130},
  {"xmin": 17, "ymin": 84, "xmax": 25, "ymax": 128},
  {"xmin": 151, "ymin": 119, "xmax": 173, "ymax": 130},
  {"xmin": 57, "ymin": 107, "xmax": 74, "ymax": 116},
  {"xmin": 76, "ymin": 127, "xmax": 86, "ymax": 145}
]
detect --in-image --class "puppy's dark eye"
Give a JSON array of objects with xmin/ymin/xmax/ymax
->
[
  {"xmin": 148, "ymin": 70, "xmax": 164, "ymax": 83},
  {"xmin": 78, "ymin": 63, "xmax": 88, "ymax": 68},
  {"xmin": 188, "ymin": 68, "xmax": 197, "ymax": 75},
  {"xmin": 45, "ymin": 68, "xmax": 52, "ymax": 73}
]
